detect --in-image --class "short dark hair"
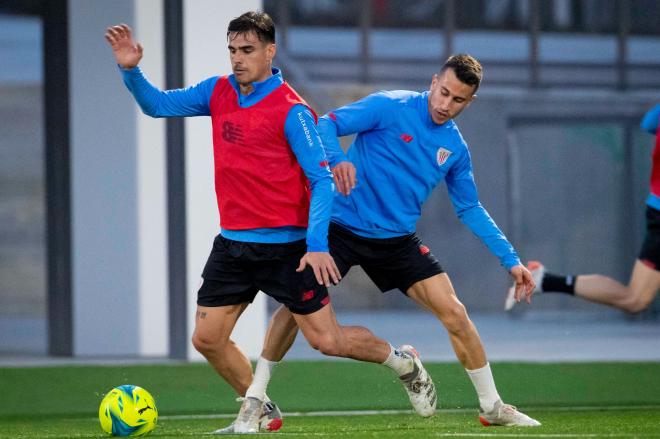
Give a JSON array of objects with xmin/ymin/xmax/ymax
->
[
  {"xmin": 227, "ymin": 11, "xmax": 275, "ymax": 44},
  {"xmin": 441, "ymin": 54, "xmax": 483, "ymax": 93}
]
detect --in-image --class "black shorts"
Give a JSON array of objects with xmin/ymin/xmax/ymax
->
[
  {"xmin": 197, "ymin": 235, "xmax": 329, "ymax": 315},
  {"xmin": 639, "ymin": 205, "xmax": 660, "ymax": 271},
  {"xmin": 329, "ymin": 222, "xmax": 444, "ymax": 294}
]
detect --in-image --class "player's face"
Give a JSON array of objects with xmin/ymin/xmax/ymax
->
[
  {"xmin": 228, "ymin": 31, "xmax": 275, "ymax": 89},
  {"xmin": 427, "ymin": 68, "xmax": 476, "ymax": 125}
]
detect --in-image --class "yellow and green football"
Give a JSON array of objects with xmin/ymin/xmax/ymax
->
[{"xmin": 98, "ymin": 385, "xmax": 158, "ymax": 436}]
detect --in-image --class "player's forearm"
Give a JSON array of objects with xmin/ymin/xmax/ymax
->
[
  {"xmin": 457, "ymin": 204, "xmax": 521, "ymax": 271},
  {"xmin": 318, "ymin": 117, "xmax": 348, "ymax": 167},
  {"xmin": 306, "ymin": 177, "xmax": 334, "ymax": 252},
  {"xmin": 448, "ymin": 173, "xmax": 520, "ymax": 270},
  {"xmin": 120, "ymin": 66, "xmax": 164, "ymax": 117}
]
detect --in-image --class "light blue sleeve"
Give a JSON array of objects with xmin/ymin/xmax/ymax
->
[
  {"xmin": 446, "ymin": 149, "xmax": 521, "ymax": 271},
  {"xmin": 285, "ymin": 104, "xmax": 335, "ymax": 252},
  {"xmin": 641, "ymin": 104, "xmax": 660, "ymax": 135},
  {"xmin": 318, "ymin": 91, "xmax": 393, "ymax": 167},
  {"xmin": 324, "ymin": 91, "xmax": 392, "ymax": 135},
  {"xmin": 317, "ymin": 118, "xmax": 348, "ymax": 167},
  {"xmin": 120, "ymin": 66, "xmax": 217, "ymax": 117}
]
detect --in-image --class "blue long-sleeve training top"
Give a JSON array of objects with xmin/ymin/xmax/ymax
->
[
  {"xmin": 119, "ymin": 66, "xmax": 333, "ymax": 252},
  {"xmin": 319, "ymin": 90, "xmax": 521, "ymax": 271}
]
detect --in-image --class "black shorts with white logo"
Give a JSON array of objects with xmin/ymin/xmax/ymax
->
[
  {"xmin": 329, "ymin": 222, "xmax": 444, "ymax": 294},
  {"xmin": 197, "ymin": 235, "xmax": 329, "ymax": 315},
  {"xmin": 639, "ymin": 205, "xmax": 660, "ymax": 271}
]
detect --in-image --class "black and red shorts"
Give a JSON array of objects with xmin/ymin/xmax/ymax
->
[
  {"xmin": 639, "ymin": 205, "xmax": 660, "ymax": 271},
  {"xmin": 197, "ymin": 235, "xmax": 329, "ymax": 315},
  {"xmin": 329, "ymin": 222, "xmax": 444, "ymax": 294}
]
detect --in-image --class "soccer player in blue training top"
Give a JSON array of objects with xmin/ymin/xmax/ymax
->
[
  {"xmin": 505, "ymin": 104, "xmax": 660, "ymax": 314},
  {"xmin": 243, "ymin": 54, "xmax": 542, "ymax": 428},
  {"xmin": 105, "ymin": 11, "xmax": 437, "ymax": 435}
]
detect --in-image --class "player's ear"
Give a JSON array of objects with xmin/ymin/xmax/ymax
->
[
  {"xmin": 266, "ymin": 43, "xmax": 276, "ymax": 62},
  {"xmin": 463, "ymin": 94, "xmax": 476, "ymax": 109},
  {"xmin": 430, "ymin": 74, "xmax": 439, "ymax": 90}
]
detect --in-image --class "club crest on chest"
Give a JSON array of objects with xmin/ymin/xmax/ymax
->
[{"xmin": 436, "ymin": 147, "xmax": 452, "ymax": 166}]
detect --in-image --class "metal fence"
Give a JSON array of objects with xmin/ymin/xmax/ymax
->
[{"xmin": 266, "ymin": 0, "xmax": 660, "ymax": 90}]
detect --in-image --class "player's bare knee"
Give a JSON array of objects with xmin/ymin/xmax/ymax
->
[
  {"xmin": 302, "ymin": 332, "xmax": 322, "ymax": 352},
  {"xmin": 318, "ymin": 342, "xmax": 343, "ymax": 357},
  {"xmin": 622, "ymin": 295, "xmax": 653, "ymax": 313},
  {"xmin": 310, "ymin": 334, "xmax": 342, "ymax": 357},
  {"xmin": 440, "ymin": 302, "xmax": 469, "ymax": 335},
  {"xmin": 190, "ymin": 333, "xmax": 210, "ymax": 354},
  {"xmin": 191, "ymin": 331, "xmax": 225, "ymax": 355}
]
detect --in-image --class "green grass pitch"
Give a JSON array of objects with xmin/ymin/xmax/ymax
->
[{"xmin": 1, "ymin": 361, "xmax": 659, "ymax": 438}]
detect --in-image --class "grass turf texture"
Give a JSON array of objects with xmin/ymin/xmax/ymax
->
[{"xmin": 1, "ymin": 361, "xmax": 659, "ymax": 438}]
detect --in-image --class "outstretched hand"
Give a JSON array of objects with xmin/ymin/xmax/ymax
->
[
  {"xmin": 509, "ymin": 264, "xmax": 536, "ymax": 304},
  {"xmin": 104, "ymin": 23, "xmax": 143, "ymax": 69},
  {"xmin": 332, "ymin": 161, "xmax": 357, "ymax": 196},
  {"xmin": 297, "ymin": 252, "xmax": 342, "ymax": 287}
]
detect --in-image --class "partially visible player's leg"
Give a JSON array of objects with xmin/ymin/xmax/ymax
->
[
  {"xmin": 293, "ymin": 301, "xmax": 390, "ymax": 361},
  {"xmin": 194, "ymin": 235, "xmax": 283, "ymax": 434},
  {"xmin": 191, "ymin": 304, "xmax": 253, "ymax": 396},
  {"xmin": 245, "ymin": 232, "xmax": 359, "ymax": 402},
  {"xmin": 407, "ymin": 275, "xmax": 498, "ymax": 411},
  {"xmin": 293, "ymin": 301, "xmax": 437, "ymax": 417},
  {"xmin": 507, "ymin": 259, "xmax": 660, "ymax": 313},
  {"xmin": 407, "ymin": 274, "xmax": 539, "ymax": 426},
  {"xmin": 243, "ymin": 242, "xmax": 350, "ymax": 405},
  {"xmin": 194, "ymin": 235, "xmax": 260, "ymax": 396},
  {"xmin": 508, "ymin": 206, "xmax": 660, "ymax": 313},
  {"xmin": 244, "ymin": 305, "xmax": 297, "ymax": 404},
  {"xmin": 575, "ymin": 260, "xmax": 660, "ymax": 312},
  {"xmin": 261, "ymin": 305, "xmax": 298, "ymax": 362},
  {"xmin": 408, "ymin": 274, "xmax": 486, "ymax": 369},
  {"xmin": 193, "ymin": 306, "xmax": 282, "ymax": 435}
]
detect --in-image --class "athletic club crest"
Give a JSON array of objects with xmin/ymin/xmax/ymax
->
[{"xmin": 436, "ymin": 147, "xmax": 452, "ymax": 166}]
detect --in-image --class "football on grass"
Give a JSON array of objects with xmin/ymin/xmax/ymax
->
[{"xmin": 99, "ymin": 385, "xmax": 158, "ymax": 436}]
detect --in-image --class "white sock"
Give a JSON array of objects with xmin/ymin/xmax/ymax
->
[
  {"xmin": 382, "ymin": 345, "xmax": 414, "ymax": 376},
  {"xmin": 245, "ymin": 357, "xmax": 278, "ymax": 401},
  {"xmin": 466, "ymin": 362, "xmax": 501, "ymax": 413}
]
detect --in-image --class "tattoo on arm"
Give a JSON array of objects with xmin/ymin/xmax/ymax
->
[{"xmin": 196, "ymin": 311, "xmax": 207, "ymax": 319}]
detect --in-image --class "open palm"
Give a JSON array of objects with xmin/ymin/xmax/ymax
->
[{"xmin": 104, "ymin": 23, "xmax": 143, "ymax": 69}]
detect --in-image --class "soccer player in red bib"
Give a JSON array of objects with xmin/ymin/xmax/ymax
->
[{"xmin": 105, "ymin": 11, "xmax": 436, "ymax": 434}]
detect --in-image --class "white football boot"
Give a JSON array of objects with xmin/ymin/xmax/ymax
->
[
  {"xmin": 212, "ymin": 422, "xmax": 237, "ymax": 435},
  {"xmin": 505, "ymin": 261, "xmax": 545, "ymax": 311},
  {"xmin": 479, "ymin": 399, "xmax": 541, "ymax": 427},
  {"xmin": 213, "ymin": 400, "xmax": 283, "ymax": 434},
  {"xmin": 398, "ymin": 345, "xmax": 437, "ymax": 417},
  {"xmin": 259, "ymin": 401, "xmax": 283, "ymax": 432},
  {"xmin": 229, "ymin": 396, "xmax": 263, "ymax": 434}
]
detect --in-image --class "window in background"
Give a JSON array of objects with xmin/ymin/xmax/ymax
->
[{"xmin": 0, "ymin": 13, "xmax": 46, "ymax": 354}]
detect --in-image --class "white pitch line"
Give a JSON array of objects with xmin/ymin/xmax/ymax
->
[
  {"xmin": 160, "ymin": 404, "xmax": 660, "ymax": 421},
  {"xmin": 193, "ymin": 432, "xmax": 660, "ymax": 438},
  {"xmin": 428, "ymin": 435, "xmax": 660, "ymax": 438},
  {"xmin": 206, "ymin": 431, "xmax": 660, "ymax": 438}
]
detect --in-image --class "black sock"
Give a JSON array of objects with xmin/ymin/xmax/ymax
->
[{"xmin": 541, "ymin": 273, "xmax": 576, "ymax": 295}]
